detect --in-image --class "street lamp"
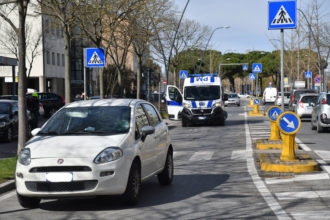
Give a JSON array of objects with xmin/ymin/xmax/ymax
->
[{"xmin": 198, "ymin": 26, "xmax": 230, "ymax": 73}]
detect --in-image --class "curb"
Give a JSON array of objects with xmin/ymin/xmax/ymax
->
[{"xmin": 0, "ymin": 180, "xmax": 15, "ymax": 195}]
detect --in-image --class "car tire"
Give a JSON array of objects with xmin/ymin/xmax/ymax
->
[
  {"xmin": 218, "ymin": 115, "xmax": 225, "ymax": 126},
  {"xmin": 6, "ymin": 127, "xmax": 13, "ymax": 142},
  {"xmin": 158, "ymin": 151, "xmax": 174, "ymax": 186},
  {"xmin": 311, "ymin": 122, "xmax": 316, "ymax": 130},
  {"xmin": 237, "ymin": 104, "xmax": 240, "ymax": 107},
  {"xmin": 123, "ymin": 162, "xmax": 141, "ymax": 205},
  {"xmin": 17, "ymin": 193, "xmax": 40, "ymax": 209},
  {"xmin": 317, "ymin": 122, "xmax": 324, "ymax": 133}
]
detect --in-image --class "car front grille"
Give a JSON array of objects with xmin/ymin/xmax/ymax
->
[
  {"xmin": 29, "ymin": 166, "xmax": 92, "ymax": 173},
  {"xmin": 192, "ymin": 109, "xmax": 212, "ymax": 115},
  {"xmin": 25, "ymin": 180, "xmax": 98, "ymax": 192}
]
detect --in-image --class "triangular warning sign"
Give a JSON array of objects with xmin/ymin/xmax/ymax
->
[
  {"xmin": 88, "ymin": 51, "xmax": 103, "ymax": 65},
  {"xmin": 271, "ymin": 5, "xmax": 294, "ymax": 25},
  {"xmin": 250, "ymin": 74, "xmax": 255, "ymax": 79},
  {"xmin": 272, "ymin": 111, "xmax": 279, "ymax": 119},
  {"xmin": 253, "ymin": 65, "xmax": 261, "ymax": 72},
  {"xmin": 182, "ymin": 72, "xmax": 187, "ymax": 78}
]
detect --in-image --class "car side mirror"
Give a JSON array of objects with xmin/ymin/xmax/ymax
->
[
  {"xmin": 31, "ymin": 128, "xmax": 41, "ymax": 136},
  {"xmin": 223, "ymin": 94, "xmax": 228, "ymax": 101},
  {"xmin": 141, "ymin": 126, "xmax": 155, "ymax": 142}
]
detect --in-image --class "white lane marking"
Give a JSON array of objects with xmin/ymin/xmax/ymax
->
[
  {"xmin": 315, "ymin": 150, "xmax": 330, "ymax": 161},
  {"xmin": 231, "ymin": 150, "xmax": 251, "ymax": 160},
  {"xmin": 244, "ymin": 107, "xmax": 290, "ymax": 219},
  {"xmin": 291, "ymin": 211, "xmax": 330, "ymax": 220},
  {"xmin": 189, "ymin": 151, "xmax": 213, "ymax": 161},
  {"xmin": 317, "ymin": 159, "xmax": 330, "ymax": 174},
  {"xmin": 0, "ymin": 190, "xmax": 15, "ymax": 202},
  {"xmin": 174, "ymin": 151, "xmax": 186, "ymax": 158},
  {"xmin": 295, "ymin": 137, "xmax": 311, "ymax": 151},
  {"xmin": 265, "ymin": 173, "xmax": 329, "ymax": 185},
  {"xmin": 276, "ymin": 190, "xmax": 330, "ymax": 200}
]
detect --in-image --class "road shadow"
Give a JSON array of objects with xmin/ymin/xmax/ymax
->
[{"xmin": 40, "ymin": 174, "xmax": 229, "ymax": 211}]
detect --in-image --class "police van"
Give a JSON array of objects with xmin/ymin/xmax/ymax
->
[{"xmin": 165, "ymin": 74, "xmax": 228, "ymax": 126}]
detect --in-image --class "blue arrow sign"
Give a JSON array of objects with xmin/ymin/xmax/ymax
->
[
  {"xmin": 180, "ymin": 70, "xmax": 188, "ymax": 79},
  {"xmin": 268, "ymin": 1, "xmax": 296, "ymax": 30},
  {"xmin": 254, "ymin": 98, "xmax": 260, "ymax": 105},
  {"xmin": 249, "ymin": 73, "xmax": 256, "ymax": 80},
  {"xmin": 86, "ymin": 48, "xmax": 105, "ymax": 67},
  {"xmin": 243, "ymin": 65, "xmax": 248, "ymax": 71},
  {"xmin": 278, "ymin": 112, "xmax": 301, "ymax": 134},
  {"xmin": 252, "ymin": 63, "xmax": 262, "ymax": 73},
  {"xmin": 250, "ymin": 96, "xmax": 255, "ymax": 100},
  {"xmin": 305, "ymin": 72, "xmax": 312, "ymax": 79},
  {"xmin": 268, "ymin": 106, "xmax": 282, "ymax": 121}
]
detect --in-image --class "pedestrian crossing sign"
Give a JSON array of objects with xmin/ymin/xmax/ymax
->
[
  {"xmin": 305, "ymin": 72, "xmax": 312, "ymax": 79},
  {"xmin": 252, "ymin": 63, "xmax": 262, "ymax": 73},
  {"xmin": 268, "ymin": 1, "xmax": 296, "ymax": 30},
  {"xmin": 249, "ymin": 73, "xmax": 256, "ymax": 80},
  {"xmin": 86, "ymin": 48, "xmax": 105, "ymax": 67},
  {"xmin": 180, "ymin": 70, "xmax": 188, "ymax": 79},
  {"xmin": 243, "ymin": 65, "xmax": 248, "ymax": 71}
]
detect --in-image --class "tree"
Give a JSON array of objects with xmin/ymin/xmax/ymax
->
[{"xmin": 0, "ymin": 0, "xmax": 29, "ymax": 153}]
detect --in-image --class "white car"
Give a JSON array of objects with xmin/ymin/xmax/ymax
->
[{"xmin": 16, "ymin": 99, "xmax": 173, "ymax": 208}]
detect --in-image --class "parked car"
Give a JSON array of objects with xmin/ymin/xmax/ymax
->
[
  {"xmin": 274, "ymin": 92, "xmax": 291, "ymax": 106},
  {"xmin": 295, "ymin": 93, "xmax": 318, "ymax": 118},
  {"xmin": 262, "ymin": 87, "xmax": 277, "ymax": 104},
  {"xmin": 27, "ymin": 92, "xmax": 65, "ymax": 117},
  {"xmin": 311, "ymin": 92, "xmax": 330, "ymax": 132},
  {"xmin": 16, "ymin": 99, "xmax": 173, "ymax": 208},
  {"xmin": 288, "ymin": 89, "xmax": 316, "ymax": 111},
  {"xmin": 224, "ymin": 93, "xmax": 240, "ymax": 106},
  {"xmin": 0, "ymin": 95, "xmax": 18, "ymax": 100}
]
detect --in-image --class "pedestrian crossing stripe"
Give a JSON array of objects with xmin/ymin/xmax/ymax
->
[
  {"xmin": 253, "ymin": 65, "xmax": 261, "ymax": 72},
  {"xmin": 88, "ymin": 51, "xmax": 103, "ymax": 65},
  {"xmin": 271, "ymin": 5, "xmax": 294, "ymax": 25}
]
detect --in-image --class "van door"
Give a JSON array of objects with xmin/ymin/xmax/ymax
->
[{"xmin": 165, "ymin": 85, "xmax": 183, "ymax": 120}]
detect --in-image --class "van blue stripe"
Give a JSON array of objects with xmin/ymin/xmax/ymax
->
[
  {"xmin": 192, "ymin": 101, "xmax": 197, "ymax": 108},
  {"xmin": 211, "ymin": 77, "xmax": 215, "ymax": 82},
  {"xmin": 167, "ymin": 101, "xmax": 182, "ymax": 106},
  {"xmin": 190, "ymin": 77, "xmax": 194, "ymax": 83},
  {"xmin": 207, "ymin": 100, "xmax": 213, "ymax": 108}
]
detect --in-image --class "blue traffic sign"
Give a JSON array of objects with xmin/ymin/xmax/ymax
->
[
  {"xmin": 249, "ymin": 91, "xmax": 253, "ymax": 95},
  {"xmin": 268, "ymin": 1, "xmax": 296, "ymax": 30},
  {"xmin": 180, "ymin": 70, "xmax": 188, "ymax": 79},
  {"xmin": 278, "ymin": 112, "xmax": 301, "ymax": 134},
  {"xmin": 250, "ymin": 96, "xmax": 254, "ymax": 100},
  {"xmin": 305, "ymin": 72, "xmax": 312, "ymax": 79},
  {"xmin": 243, "ymin": 65, "xmax": 248, "ymax": 71},
  {"xmin": 249, "ymin": 73, "xmax": 256, "ymax": 80},
  {"xmin": 314, "ymin": 86, "xmax": 318, "ymax": 91},
  {"xmin": 267, "ymin": 106, "xmax": 282, "ymax": 122},
  {"xmin": 314, "ymin": 77, "xmax": 321, "ymax": 83},
  {"xmin": 86, "ymin": 48, "xmax": 105, "ymax": 67},
  {"xmin": 254, "ymin": 98, "xmax": 260, "ymax": 105},
  {"xmin": 252, "ymin": 63, "xmax": 262, "ymax": 73}
]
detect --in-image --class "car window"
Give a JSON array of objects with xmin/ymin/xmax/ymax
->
[
  {"xmin": 0, "ymin": 103, "xmax": 11, "ymax": 114},
  {"xmin": 12, "ymin": 103, "xmax": 18, "ymax": 113},
  {"xmin": 228, "ymin": 94, "xmax": 237, "ymax": 98},
  {"xmin": 135, "ymin": 104, "xmax": 149, "ymax": 137},
  {"xmin": 301, "ymin": 96, "xmax": 318, "ymax": 103},
  {"xmin": 142, "ymin": 104, "xmax": 160, "ymax": 126}
]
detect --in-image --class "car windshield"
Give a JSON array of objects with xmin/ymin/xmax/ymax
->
[
  {"xmin": 184, "ymin": 86, "xmax": 220, "ymax": 101},
  {"xmin": 39, "ymin": 106, "xmax": 130, "ymax": 135},
  {"xmin": 301, "ymin": 96, "xmax": 318, "ymax": 104},
  {"xmin": 278, "ymin": 93, "xmax": 290, "ymax": 98},
  {"xmin": 295, "ymin": 90, "xmax": 315, "ymax": 100},
  {"xmin": 0, "ymin": 103, "xmax": 10, "ymax": 114},
  {"xmin": 228, "ymin": 94, "xmax": 238, "ymax": 98},
  {"xmin": 327, "ymin": 95, "xmax": 330, "ymax": 105}
]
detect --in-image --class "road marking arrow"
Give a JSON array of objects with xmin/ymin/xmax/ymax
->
[{"xmin": 283, "ymin": 117, "xmax": 295, "ymax": 129}]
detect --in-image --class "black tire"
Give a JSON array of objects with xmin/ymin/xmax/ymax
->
[
  {"xmin": 218, "ymin": 115, "xmax": 225, "ymax": 126},
  {"xmin": 17, "ymin": 194, "xmax": 40, "ymax": 209},
  {"xmin": 311, "ymin": 121, "xmax": 316, "ymax": 130},
  {"xmin": 182, "ymin": 119, "xmax": 187, "ymax": 127},
  {"xmin": 158, "ymin": 151, "xmax": 174, "ymax": 185},
  {"xmin": 6, "ymin": 127, "xmax": 13, "ymax": 142},
  {"xmin": 237, "ymin": 104, "xmax": 240, "ymax": 107},
  {"xmin": 123, "ymin": 162, "xmax": 141, "ymax": 205},
  {"xmin": 317, "ymin": 122, "xmax": 324, "ymax": 133}
]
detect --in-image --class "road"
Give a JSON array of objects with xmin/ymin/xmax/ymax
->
[{"xmin": 1, "ymin": 100, "xmax": 330, "ymax": 219}]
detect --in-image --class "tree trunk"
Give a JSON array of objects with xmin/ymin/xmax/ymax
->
[
  {"xmin": 117, "ymin": 68, "xmax": 123, "ymax": 97},
  {"xmin": 17, "ymin": 0, "xmax": 28, "ymax": 154},
  {"xmin": 136, "ymin": 55, "xmax": 142, "ymax": 99},
  {"xmin": 64, "ymin": 27, "xmax": 71, "ymax": 103}
]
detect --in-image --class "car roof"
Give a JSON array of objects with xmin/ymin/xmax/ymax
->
[
  {"xmin": 0, "ymin": 99, "xmax": 17, "ymax": 104},
  {"xmin": 66, "ymin": 99, "xmax": 146, "ymax": 108},
  {"xmin": 299, "ymin": 93, "xmax": 318, "ymax": 97}
]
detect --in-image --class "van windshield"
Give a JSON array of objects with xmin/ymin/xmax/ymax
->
[{"xmin": 184, "ymin": 86, "xmax": 220, "ymax": 101}]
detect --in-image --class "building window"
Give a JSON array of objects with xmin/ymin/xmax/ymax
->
[
  {"xmin": 62, "ymin": 54, "xmax": 65, "ymax": 66},
  {"xmin": 46, "ymin": 51, "xmax": 50, "ymax": 64},
  {"xmin": 57, "ymin": 53, "xmax": 60, "ymax": 66},
  {"xmin": 52, "ymin": 52, "xmax": 55, "ymax": 65},
  {"xmin": 56, "ymin": 27, "xmax": 60, "ymax": 37},
  {"xmin": 45, "ymin": 19, "xmax": 49, "ymax": 33}
]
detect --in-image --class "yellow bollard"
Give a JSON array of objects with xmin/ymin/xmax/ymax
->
[
  {"xmin": 269, "ymin": 121, "xmax": 281, "ymax": 141},
  {"xmin": 247, "ymin": 96, "xmax": 255, "ymax": 107},
  {"xmin": 253, "ymin": 104, "xmax": 259, "ymax": 114},
  {"xmin": 248, "ymin": 98, "xmax": 264, "ymax": 116},
  {"xmin": 280, "ymin": 133, "xmax": 298, "ymax": 161}
]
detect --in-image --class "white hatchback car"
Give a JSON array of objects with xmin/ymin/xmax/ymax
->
[{"xmin": 16, "ymin": 99, "xmax": 173, "ymax": 208}]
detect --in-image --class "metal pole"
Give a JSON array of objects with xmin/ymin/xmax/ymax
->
[
  {"xmin": 281, "ymin": 29, "xmax": 284, "ymax": 111},
  {"xmin": 158, "ymin": 79, "xmax": 161, "ymax": 111},
  {"xmin": 12, "ymin": 66, "xmax": 16, "ymax": 95},
  {"xmin": 256, "ymin": 73, "xmax": 258, "ymax": 97},
  {"xmin": 83, "ymin": 49, "xmax": 87, "ymax": 100},
  {"xmin": 147, "ymin": 69, "xmax": 150, "ymax": 102}
]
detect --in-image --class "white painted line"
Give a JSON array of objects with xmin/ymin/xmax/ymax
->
[
  {"xmin": 315, "ymin": 150, "xmax": 330, "ymax": 161},
  {"xmin": 316, "ymin": 159, "xmax": 330, "ymax": 174},
  {"xmin": 250, "ymin": 131, "xmax": 271, "ymax": 134},
  {"xmin": 295, "ymin": 137, "xmax": 311, "ymax": 151},
  {"xmin": 189, "ymin": 151, "xmax": 213, "ymax": 161},
  {"xmin": 291, "ymin": 211, "xmax": 330, "ymax": 220},
  {"xmin": 276, "ymin": 190, "xmax": 330, "ymax": 200},
  {"xmin": 265, "ymin": 173, "xmax": 329, "ymax": 185},
  {"xmin": 0, "ymin": 190, "xmax": 15, "ymax": 202},
  {"xmin": 244, "ymin": 108, "xmax": 290, "ymax": 220}
]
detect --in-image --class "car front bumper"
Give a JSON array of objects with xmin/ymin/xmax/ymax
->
[{"xmin": 182, "ymin": 107, "xmax": 226, "ymax": 124}]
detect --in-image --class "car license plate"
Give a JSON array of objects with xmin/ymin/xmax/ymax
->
[
  {"xmin": 198, "ymin": 116, "xmax": 206, "ymax": 120},
  {"xmin": 46, "ymin": 172, "xmax": 73, "ymax": 182}
]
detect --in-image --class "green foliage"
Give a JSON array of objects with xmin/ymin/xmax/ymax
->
[{"xmin": 0, "ymin": 156, "xmax": 17, "ymax": 184}]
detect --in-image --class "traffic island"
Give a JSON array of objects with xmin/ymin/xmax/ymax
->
[
  {"xmin": 259, "ymin": 153, "xmax": 319, "ymax": 173},
  {"xmin": 248, "ymin": 98, "xmax": 265, "ymax": 116},
  {"xmin": 256, "ymin": 139, "xmax": 298, "ymax": 150}
]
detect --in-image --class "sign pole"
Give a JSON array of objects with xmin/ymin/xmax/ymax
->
[
  {"xmin": 83, "ymin": 49, "xmax": 87, "ymax": 100},
  {"xmin": 280, "ymin": 29, "xmax": 284, "ymax": 111}
]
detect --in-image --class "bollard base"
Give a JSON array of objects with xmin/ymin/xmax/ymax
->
[
  {"xmin": 259, "ymin": 153, "xmax": 319, "ymax": 173},
  {"xmin": 256, "ymin": 139, "xmax": 298, "ymax": 150},
  {"xmin": 247, "ymin": 104, "xmax": 254, "ymax": 108},
  {"xmin": 248, "ymin": 111, "xmax": 265, "ymax": 116}
]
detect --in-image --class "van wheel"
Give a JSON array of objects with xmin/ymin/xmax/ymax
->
[
  {"xmin": 17, "ymin": 194, "xmax": 40, "ymax": 209},
  {"xmin": 218, "ymin": 116, "xmax": 225, "ymax": 126},
  {"xmin": 158, "ymin": 151, "xmax": 174, "ymax": 185},
  {"xmin": 123, "ymin": 162, "xmax": 141, "ymax": 205}
]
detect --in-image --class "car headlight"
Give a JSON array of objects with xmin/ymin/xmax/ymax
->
[
  {"xmin": 213, "ymin": 102, "xmax": 222, "ymax": 108},
  {"xmin": 94, "ymin": 147, "xmax": 123, "ymax": 164},
  {"xmin": 0, "ymin": 122, "xmax": 7, "ymax": 127},
  {"xmin": 183, "ymin": 102, "xmax": 192, "ymax": 108},
  {"xmin": 18, "ymin": 148, "xmax": 31, "ymax": 166}
]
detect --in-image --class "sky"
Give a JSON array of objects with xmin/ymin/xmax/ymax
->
[{"xmin": 172, "ymin": 0, "xmax": 330, "ymax": 54}]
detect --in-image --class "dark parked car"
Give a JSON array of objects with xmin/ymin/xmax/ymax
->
[
  {"xmin": 0, "ymin": 100, "xmax": 19, "ymax": 141},
  {"xmin": 288, "ymin": 89, "xmax": 317, "ymax": 112},
  {"xmin": 0, "ymin": 95, "xmax": 18, "ymax": 100},
  {"xmin": 27, "ymin": 92, "xmax": 65, "ymax": 117}
]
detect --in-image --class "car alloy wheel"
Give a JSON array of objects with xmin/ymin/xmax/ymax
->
[
  {"xmin": 158, "ymin": 151, "xmax": 174, "ymax": 185},
  {"xmin": 123, "ymin": 162, "xmax": 141, "ymax": 205}
]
